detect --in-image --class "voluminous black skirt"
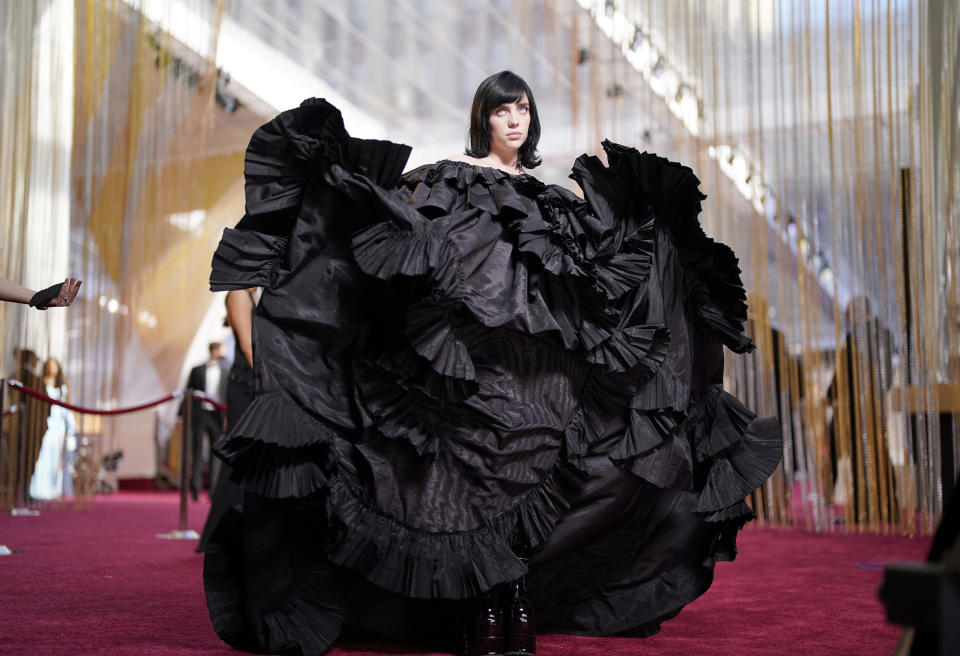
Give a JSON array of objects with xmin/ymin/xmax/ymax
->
[{"xmin": 204, "ymin": 99, "xmax": 781, "ymax": 655}]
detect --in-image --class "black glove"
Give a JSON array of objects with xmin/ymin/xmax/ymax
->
[{"xmin": 28, "ymin": 282, "xmax": 64, "ymax": 309}]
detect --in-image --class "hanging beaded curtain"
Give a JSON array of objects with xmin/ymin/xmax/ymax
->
[
  {"xmin": 0, "ymin": 0, "xmax": 265, "ymax": 508},
  {"xmin": 4, "ymin": 0, "xmax": 955, "ymax": 532},
  {"xmin": 70, "ymin": 0, "xmax": 266, "ymax": 501},
  {"xmin": 571, "ymin": 0, "xmax": 958, "ymax": 535},
  {"xmin": 1, "ymin": 0, "xmax": 79, "ymax": 509}
]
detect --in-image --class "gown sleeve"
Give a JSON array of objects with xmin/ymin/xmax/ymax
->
[
  {"xmin": 568, "ymin": 141, "xmax": 781, "ymax": 530},
  {"xmin": 210, "ymin": 98, "xmax": 411, "ymax": 292}
]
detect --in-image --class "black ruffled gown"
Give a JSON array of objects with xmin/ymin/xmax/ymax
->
[{"xmin": 204, "ymin": 99, "xmax": 781, "ymax": 655}]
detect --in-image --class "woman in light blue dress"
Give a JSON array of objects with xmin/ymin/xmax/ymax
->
[{"xmin": 29, "ymin": 358, "xmax": 76, "ymax": 500}]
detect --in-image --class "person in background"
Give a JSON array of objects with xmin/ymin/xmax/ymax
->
[
  {"xmin": 183, "ymin": 342, "xmax": 227, "ymax": 501},
  {"xmin": 11, "ymin": 348, "xmax": 47, "ymax": 502},
  {"xmin": 196, "ymin": 287, "xmax": 260, "ymax": 552},
  {"xmin": 28, "ymin": 358, "xmax": 76, "ymax": 500},
  {"xmin": 0, "ymin": 275, "xmax": 81, "ymax": 307},
  {"xmin": 3, "ymin": 275, "xmax": 80, "ymax": 501}
]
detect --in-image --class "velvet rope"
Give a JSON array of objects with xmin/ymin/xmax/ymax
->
[{"xmin": 4, "ymin": 379, "xmax": 228, "ymax": 415}]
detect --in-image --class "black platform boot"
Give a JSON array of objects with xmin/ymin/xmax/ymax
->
[
  {"xmin": 463, "ymin": 591, "xmax": 504, "ymax": 656},
  {"xmin": 503, "ymin": 576, "xmax": 536, "ymax": 656},
  {"xmin": 502, "ymin": 545, "xmax": 536, "ymax": 656}
]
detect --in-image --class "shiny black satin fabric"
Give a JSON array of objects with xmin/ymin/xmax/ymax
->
[{"xmin": 203, "ymin": 99, "xmax": 781, "ymax": 655}]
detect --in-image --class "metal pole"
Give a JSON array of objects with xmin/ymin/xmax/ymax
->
[
  {"xmin": 156, "ymin": 390, "xmax": 198, "ymax": 540},
  {"xmin": 179, "ymin": 389, "xmax": 192, "ymax": 532},
  {"xmin": 14, "ymin": 382, "xmax": 27, "ymax": 509},
  {"xmin": 0, "ymin": 378, "xmax": 6, "ymax": 509},
  {"xmin": 0, "ymin": 377, "xmax": 9, "ymax": 550},
  {"xmin": 0, "ymin": 378, "xmax": 5, "ymax": 489},
  {"xmin": 153, "ymin": 409, "xmax": 160, "ymax": 488}
]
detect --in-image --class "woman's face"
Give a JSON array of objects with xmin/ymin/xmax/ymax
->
[
  {"xmin": 44, "ymin": 359, "xmax": 59, "ymax": 378},
  {"xmin": 487, "ymin": 94, "xmax": 530, "ymax": 157}
]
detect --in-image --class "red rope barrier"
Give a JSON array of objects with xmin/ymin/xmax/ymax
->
[
  {"xmin": 187, "ymin": 391, "xmax": 229, "ymax": 414},
  {"xmin": 5, "ymin": 380, "xmax": 227, "ymax": 415},
  {"xmin": 1, "ymin": 403, "xmax": 19, "ymax": 418}
]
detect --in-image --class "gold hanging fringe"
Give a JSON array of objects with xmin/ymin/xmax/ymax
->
[
  {"xmin": 572, "ymin": 0, "xmax": 959, "ymax": 535},
  {"xmin": 3, "ymin": 1, "xmax": 957, "ymax": 535},
  {"xmin": 1, "ymin": 0, "xmax": 252, "ymax": 509}
]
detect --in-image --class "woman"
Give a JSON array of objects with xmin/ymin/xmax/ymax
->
[
  {"xmin": 196, "ymin": 287, "xmax": 260, "ymax": 552},
  {"xmin": 205, "ymin": 71, "xmax": 780, "ymax": 656},
  {"xmin": 29, "ymin": 358, "xmax": 76, "ymax": 500}
]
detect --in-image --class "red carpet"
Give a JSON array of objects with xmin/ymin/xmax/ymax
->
[{"xmin": 0, "ymin": 492, "xmax": 929, "ymax": 655}]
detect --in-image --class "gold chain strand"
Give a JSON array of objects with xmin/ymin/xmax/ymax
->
[
  {"xmin": 874, "ymin": 0, "xmax": 896, "ymax": 533},
  {"xmin": 951, "ymin": 0, "xmax": 960, "ymax": 500},
  {"xmin": 770, "ymin": 0, "xmax": 790, "ymax": 526},
  {"xmin": 904, "ymin": 0, "xmax": 923, "ymax": 536},
  {"xmin": 868, "ymin": 0, "xmax": 892, "ymax": 531},
  {"xmin": 4, "ymin": 0, "xmax": 953, "ymax": 531},
  {"xmin": 851, "ymin": 0, "xmax": 872, "ymax": 532},
  {"xmin": 885, "ymin": 0, "xmax": 912, "ymax": 536},
  {"xmin": 752, "ymin": 0, "xmax": 769, "ymax": 525},
  {"xmin": 913, "ymin": 0, "xmax": 932, "ymax": 532},
  {"xmin": 799, "ymin": 0, "xmax": 817, "ymax": 530},
  {"xmin": 924, "ymin": 0, "xmax": 942, "ymax": 529},
  {"xmin": 944, "ymin": 3, "xmax": 960, "ymax": 499},
  {"xmin": 824, "ymin": 0, "xmax": 854, "ymax": 532}
]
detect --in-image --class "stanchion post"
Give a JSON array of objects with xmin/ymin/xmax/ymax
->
[
  {"xmin": 0, "ymin": 378, "xmax": 5, "ymax": 488},
  {"xmin": 156, "ymin": 389, "xmax": 198, "ymax": 540},
  {"xmin": 179, "ymin": 389, "xmax": 192, "ymax": 532},
  {"xmin": 14, "ymin": 381, "xmax": 27, "ymax": 509},
  {"xmin": 0, "ymin": 377, "xmax": 8, "ymax": 548},
  {"xmin": 1, "ymin": 381, "xmax": 206, "ymax": 538}
]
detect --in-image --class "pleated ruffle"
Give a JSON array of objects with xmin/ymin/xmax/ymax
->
[
  {"xmin": 219, "ymin": 387, "xmax": 584, "ymax": 599},
  {"xmin": 355, "ymin": 158, "xmax": 668, "ymax": 380},
  {"xmin": 215, "ymin": 393, "xmax": 334, "ymax": 499},
  {"xmin": 690, "ymin": 387, "xmax": 782, "ymax": 516},
  {"xmin": 244, "ymin": 97, "xmax": 410, "ymax": 218},
  {"xmin": 571, "ymin": 140, "xmax": 755, "ymax": 354},
  {"xmin": 210, "ymin": 228, "xmax": 287, "ymax": 291},
  {"xmin": 210, "ymin": 97, "xmax": 412, "ymax": 294},
  {"xmin": 353, "ymin": 363, "xmax": 444, "ymax": 456},
  {"xmin": 602, "ymin": 383, "xmax": 781, "ymax": 523},
  {"xmin": 322, "ymin": 466, "xmax": 576, "ymax": 599}
]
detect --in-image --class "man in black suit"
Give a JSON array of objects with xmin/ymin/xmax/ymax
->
[{"xmin": 184, "ymin": 342, "xmax": 227, "ymax": 500}]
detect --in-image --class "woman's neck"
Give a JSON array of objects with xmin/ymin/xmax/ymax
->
[{"xmin": 485, "ymin": 146, "xmax": 521, "ymax": 173}]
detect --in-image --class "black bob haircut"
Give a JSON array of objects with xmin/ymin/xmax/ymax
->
[{"xmin": 465, "ymin": 71, "xmax": 542, "ymax": 169}]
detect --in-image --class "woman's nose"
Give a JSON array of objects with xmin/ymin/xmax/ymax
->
[{"xmin": 507, "ymin": 111, "xmax": 519, "ymax": 126}]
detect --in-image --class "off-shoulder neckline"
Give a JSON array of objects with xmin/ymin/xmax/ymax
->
[{"xmin": 434, "ymin": 158, "xmax": 536, "ymax": 180}]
